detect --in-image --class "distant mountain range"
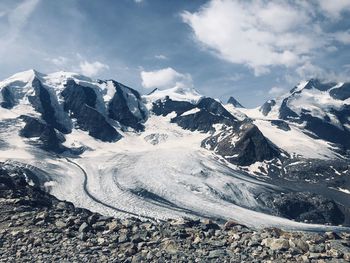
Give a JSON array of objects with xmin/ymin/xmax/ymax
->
[{"xmin": 0, "ymin": 70, "xmax": 349, "ymax": 229}]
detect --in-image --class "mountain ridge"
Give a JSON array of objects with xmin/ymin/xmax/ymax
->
[{"xmin": 0, "ymin": 70, "xmax": 349, "ymax": 230}]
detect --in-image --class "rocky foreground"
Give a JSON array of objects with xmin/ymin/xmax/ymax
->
[{"xmin": 1, "ymin": 166, "xmax": 350, "ymax": 262}]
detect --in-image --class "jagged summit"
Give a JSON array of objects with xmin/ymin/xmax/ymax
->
[{"xmin": 227, "ymin": 96, "xmax": 244, "ymax": 108}]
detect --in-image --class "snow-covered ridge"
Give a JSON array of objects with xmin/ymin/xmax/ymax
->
[
  {"xmin": 233, "ymin": 79, "xmax": 350, "ymax": 160},
  {"xmin": 143, "ymin": 85, "xmax": 203, "ymax": 106},
  {"xmin": 263, "ymin": 79, "xmax": 350, "ymax": 120}
]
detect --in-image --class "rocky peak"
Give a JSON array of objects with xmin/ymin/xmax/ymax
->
[{"xmin": 227, "ymin": 96, "xmax": 244, "ymax": 108}]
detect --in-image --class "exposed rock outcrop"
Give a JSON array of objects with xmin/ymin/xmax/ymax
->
[
  {"xmin": 62, "ymin": 80, "xmax": 121, "ymax": 142},
  {"xmin": 202, "ymin": 121, "xmax": 281, "ymax": 166},
  {"xmin": 107, "ymin": 81, "xmax": 148, "ymax": 131}
]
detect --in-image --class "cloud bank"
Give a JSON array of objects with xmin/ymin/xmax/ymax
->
[
  {"xmin": 141, "ymin": 67, "xmax": 192, "ymax": 89},
  {"xmin": 181, "ymin": 0, "xmax": 350, "ymax": 78},
  {"xmin": 79, "ymin": 61, "xmax": 110, "ymax": 77}
]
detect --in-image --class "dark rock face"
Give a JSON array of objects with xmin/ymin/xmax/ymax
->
[
  {"xmin": 260, "ymin": 100, "xmax": 276, "ymax": 116},
  {"xmin": 302, "ymin": 112, "xmax": 350, "ymax": 150},
  {"xmin": 19, "ymin": 116, "xmax": 67, "ymax": 153},
  {"xmin": 271, "ymin": 120, "xmax": 291, "ymax": 131},
  {"xmin": 171, "ymin": 97, "xmax": 238, "ymax": 133},
  {"xmin": 0, "ymin": 164, "xmax": 55, "ymax": 207},
  {"xmin": 152, "ymin": 97, "xmax": 196, "ymax": 116},
  {"xmin": 62, "ymin": 80, "xmax": 121, "ymax": 142},
  {"xmin": 78, "ymin": 105, "xmax": 121, "ymax": 142},
  {"xmin": 197, "ymin": 98, "xmax": 234, "ymax": 120},
  {"xmin": 19, "ymin": 116, "xmax": 48, "ymax": 138},
  {"xmin": 202, "ymin": 122, "xmax": 281, "ymax": 166},
  {"xmin": 279, "ymin": 98, "xmax": 299, "ymax": 120},
  {"xmin": 172, "ymin": 110, "xmax": 236, "ymax": 133},
  {"xmin": 107, "ymin": 81, "xmax": 147, "ymax": 131},
  {"xmin": 303, "ymin": 79, "xmax": 336, "ymax": 91},
  {"xmin": 227, "ymin": 96, "xmax": 244, "ymax": 108},
  {"xmin": 257, "ymin": 192, "xmax": 345, "ymax": 225},
  {"xmin": 330, "ymin": 83, "xmax": 350, "ymax": 100},
  {"xmin": 62, "ymin": 79, "xmax": 97, "ymax": 113},
  {"xmin": 0, "ymin": 86, "xmax": 16, "ymax": 109},
  {"xmin": 28, "ymin": 78, "xmax": 71, "ymax": 134},
  {"xmin": 280, "ymin": 158, "xmax": 350, "ymax": 190}
]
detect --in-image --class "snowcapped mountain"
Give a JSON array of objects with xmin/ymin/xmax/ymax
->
[
  {"xmin": 259, "ymin": 79, "xmax": 350, "ymax": 154},
  {"xmin": 0, "ymin": 70, "xmax": 349, "ymax": 230}
]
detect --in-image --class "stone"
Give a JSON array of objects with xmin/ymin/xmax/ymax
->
[
  {"xmin": 118, "ymin": 233, "xmax": 130, "ymax": 243},
  {"xmin": 97, "ymin": 238, "xmax": 106, "ymax": 246},
  {"xmin": 78, "ymin": 232, "xmax": 87, "ymax": 241},
  {"xmin": 325, "ymin": 232, "xmax": 341, "ymax": 240},
  {"xmin": 92, "ymin": 221, "xmax": 105, "ymax": 231},
  {"xmin": 106, "ymin": 221, "xmax": 119, "ymax": 232},
  {"xmin": 55, "ymin": 220, "xmax": 66, "ymax": 229},
  {"xmin": 11, "ymin": 230, "xmax": 22, "ymax": 237},
  {"xmin": 309, "ymin": 244, "xmax": 325, "ymax": 253},
  {"xmin": 344, "ymin": 253, "xmax": 350, "ymax": 261},
  {"xmin": 162, "ymin": 240, "xmax": 178, "ymax": 255},
  {"xmin": 290, "ymin": 239, "xmax": 309, "ymax": 252},
  {"xmin": 327, "ymin": 240, "xmax": 350, "ymax": 257},
  {"xmin": 35, "ymin": 211, "xmax": 48, "ymax": 221},
  {"xmin": 308, "ymin": 253, "xmax": 322, "ymax": 259},
  {"xmin": 262, "ymin": 238, "xmax": 290, "ymax": 251},
  {"xmin": 207, "ymin": 249, "xmax": 226, "ymax": 259},
  {"xmin": 201, "ymin": 220, "xmax": 220, "ymax": 231},
  {"xmin": 87, "ymin": 214, "xmax": 99, "ymax": 225},
  {"xmin": 56, "ymin": 202, "xmax": 67, "ymax": 210},
  {"xmin": 79, "ymin": 222, "xmax": 89, "ymax": 233},
  {"xmin": 223, "ymin": 220, "xmax": 241, "ymax": 230},
  {"xmin": 193, "ymin": 236, "xmax": 201, "ymax": 244}
]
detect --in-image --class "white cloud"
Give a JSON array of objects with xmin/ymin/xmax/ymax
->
[
  {"xmin": 333, "ymin": 31, "xmax": 350, "ymax": 45},
  {"xmin": 181, "ymin": 0, "xmax": 312, "ymax": 76},
  {"xmin": 1, "ymin": 0, "xmax": 40, "ymax": 46},
  {"xmin": 48, "ymin": 56, "xmax": 69, "ymax": 67},
  {"xmin": 295, "ymin": 61, "xmax": 326, "ymax": 80},
  {"xmin": 140, "ymin": 67, "xmax": 192, "ymax": 89},
  {"xmin": 134, "ymin": 0, "xmax": 143, "ymax": 3},
  {"xmin": 79, "ymin": 61, "xmax": 109, "ymax": 77},
  {"xmin": 154, "ymin": 54, "xmax": 167, "ymax": 60},
  {"xmin": 295, "ymin": 61, "xmax": 350, "ymax": 83},
  {"xmin": 317, "ymin": 0, "xmax": 350, "ymax": 18},
  {"xmin": 181, "ymin": 0, "xmax": 350, "ymax": 76},
  {"xmin": 227, "ymin": 73, "xmax": 244, "ymax": 82},
  {"xmin": 268, "ymin": 86, "xmax": 286, "ymax": 96},
  {"xmin": 45, "ymin": 55, "xmax": 111, "ymax": 77}
]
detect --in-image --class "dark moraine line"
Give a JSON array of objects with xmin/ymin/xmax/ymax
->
[{"xmin": 64, "ymin": 157, "xmax": 162, "ymax": 222}]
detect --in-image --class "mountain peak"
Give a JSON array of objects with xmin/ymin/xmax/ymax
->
[
  {"xmin": 3, "ymin": 69, "xmax": 40, "ymax": 83},
  {"xmin": 143, "ymin": 85, "xmax": 202, "ymax": 103},
  {"xmin": 227, "ymin": 96, "xmax": 244, "ymax": 108}
]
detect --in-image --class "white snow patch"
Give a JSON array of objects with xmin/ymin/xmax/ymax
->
[
  {"xmin": 253, "ymin": 119, "xmax": 338, "ymax": 159},
  {"xmin": 180, "ymin": 108, "xmax": 200, "ymax": 116}
]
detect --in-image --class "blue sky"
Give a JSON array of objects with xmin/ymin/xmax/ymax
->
[{"xmin": 1, "ymin": 0, "xmax": 350, "ymax": 107}]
